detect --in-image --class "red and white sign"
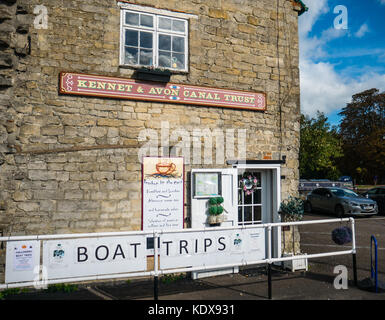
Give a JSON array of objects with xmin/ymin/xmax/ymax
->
[{"xmin": 59, "ymin": 72, "xmax": 266, "ymax": 111}]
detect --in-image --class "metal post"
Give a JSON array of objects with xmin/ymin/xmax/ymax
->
[
  {"xmin": 267, "ymin": 263, "xmax": 272, "ymax": 300},
  {"xmin": 352, "ymin": 253, "xmax": 357, "ymax": 287},
  {"xmin": 154, "ymin": 231, "xmax": 159, "ymax": 300},
  {"xmin": 267, "ymin": 225, "xmax": 272, "ymax": 300},
  {"xmin": 350, "ymin": 218, "xmax": 358, "ymax": 286},
  {"xmin": 154, "ymin": 275, "xmax": 159, "ymax": 300},
  {"xmin": 371, "ymin": 235, "xmax": 378, "ymax": 292}
]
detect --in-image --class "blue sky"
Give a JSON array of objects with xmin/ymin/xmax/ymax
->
[{"xmin": 298, "ymin": 0, "xmax": 385, "ymax": 126}]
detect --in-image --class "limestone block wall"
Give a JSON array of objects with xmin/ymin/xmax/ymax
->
[{"xmin": 0, "ymin": 0, "xmax": 301, "ymax": 236}]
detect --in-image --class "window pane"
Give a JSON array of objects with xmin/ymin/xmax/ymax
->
[
  {"xmin": 238, "ymin": 207, "xmax": 243, "ymax": 223},
  {"xmin": 139, "ymin": 49, "xmax": 153, "ymax": 65},
  {"xmin": 172, "ymin": 36, "xmax": 184, "ymax": 53},
  {"xmin": 243, "ymin": 192, "xmax": 252, "ymax": 205},
  {"xmin": 172, "ymin": 19, "xmax": 185, "ymax": 32},
  {"xmin": 243, "ymin": 206, "xmax": 253, "ymax": 222},
  {"xmin": 159, "ymin": 34, "xmax": 171, "ymax": 51},
  {"xmin": 159, "ymin": 17, "xmax": 171, "ymax": 30},
  {"xmin": 125, "ymin": 12, "xmax": 139, "ymax": 26},
  {"xmin": 253, "ymin": 190, "xmax": 261, "ymax": 204},
  {"xmin": 158, "ymin": 50, "xmax": 171, "ymax": 68},
  {"xmin": 125, "ymin": 29, "xmax": 138, "ymax": 47},
  {"xmin": 253, "ymin": 206, "xmax": 262, "ymax": 221},
  {"xmin": 140, "ymin": 14, "xmax": 153, "ymax": 27},
  {"xmin": 171, "ymin": 53, "xmax": 185, "ymax": 69},
  {"xmin": 125, "ymin": 47, "xmax": 138, "ymax": 64},
  {"xmin": 140, "ymin": 31, "xmax": 153, "ymax": 49}
]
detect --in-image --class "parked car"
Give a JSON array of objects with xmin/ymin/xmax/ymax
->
[
  {"xmin": 304, "ymin": 187, "xmax": 378, "ymax": 217},
  {"xmin": 361, "ymin": 187, "xmax": 385, "ymax": 215}
]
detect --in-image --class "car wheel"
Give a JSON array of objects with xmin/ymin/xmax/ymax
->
[
  {"xmin": 304, "ymin": 201, "xmax": 312, "ymax": 213},
  {"xmin": 335, "ymin": 205, "xmax": 344, "ymax": 218}
]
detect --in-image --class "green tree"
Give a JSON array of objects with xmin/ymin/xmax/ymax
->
[
  {"xmin": 339, "ymin": 88, "xmax": 385, "ymax": 184},
  {"xmin": 300, "ymin": 111, "xmax": 343, "ymax": 180}
]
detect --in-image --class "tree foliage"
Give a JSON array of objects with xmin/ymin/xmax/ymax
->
[
  {"xmin": 299, "ymin": 111, "xmax": 343, "ymax": 180},
  {"xmin": 338, "ymin": 88, "xmax": 385, "ymax": 184}
]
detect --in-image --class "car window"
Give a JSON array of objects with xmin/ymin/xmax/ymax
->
[
  {"xmin": 343, "ymin": 189, "xmax": 360, "ymax": 198},
  {"xmin": 367, "ymin": 188, "xmax": 378, "ymax": 195},
  {"xmin": 330, "ymin": 189, "xmax": 345, "ymax": 197},
  {"xmin": 330, "ymin": 188, "xmax": 359, "ymax": 198},
  {"xmin": 318, "ymin": 189, "xmax": 330, "ymax": 197},
  {"xmin": 312, "ymin": 189, "xmax": 322, "ymax": 195},
  {"xmin": 378, "ymin": 189, "xmax": 385, "ymax": 195}
]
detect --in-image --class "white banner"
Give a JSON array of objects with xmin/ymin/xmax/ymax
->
[
  {"xmin": 159, "ymin": 228, "xmax": 265, "ymax": 270},
  {"xmin": 5, "ymin": 241, "xmax": 40, "ymax": 284},
  {"xmin": 42, "ymin": 235, "xmax": 147, "ymax": 280}
]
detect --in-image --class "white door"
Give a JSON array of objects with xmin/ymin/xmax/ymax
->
[{"xmin": 235, "ymin": 165, "xmax": 281, "ymax": 260}]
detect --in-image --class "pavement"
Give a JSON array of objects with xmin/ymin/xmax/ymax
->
[
  {"xmin": 2, "ymin": 213, "xmax": 385, "ymax": 302},
  {"xmin": 2, "ymin": 262, "xmax": 384, "ymax": 301}
]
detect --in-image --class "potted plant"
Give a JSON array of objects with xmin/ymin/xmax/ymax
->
[
  {"xmin": 331, "ymin": 226, "xmax": 352, "ymax": 245},
  {"xmin": 279, "ymin": 196, "xmax": 304, "ymax": 222},
  {"xmin": 207, "ymin": 196, "xmax": 225, "ymax": 225},
  {"xmin": 135, "ymin": 66, "xmax": 171, "ymax": 82},
  {"xmin": 279, "ymin": 196, "xmax": 307, "ymax": 271}
]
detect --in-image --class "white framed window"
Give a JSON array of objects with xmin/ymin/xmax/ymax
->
[{"xmin": 119, "ymin": 6, "xmax": 189, "ymax": 72}]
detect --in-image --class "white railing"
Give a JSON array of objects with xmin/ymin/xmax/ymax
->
[{"xmin": 0, "ymin": 218, "xmax": 357, "ymax": 299}]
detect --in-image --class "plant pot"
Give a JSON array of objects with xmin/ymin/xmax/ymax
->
[
  {"xmin": 135, "ymin": 68, "xmax": 171, "ymax": 82},
  {"xmin": 216, "ymin": 214, "xmax": 225, "ymax": 223},
  {"xmin": 208, "ymin": 215, "xmax": 218, "ymax": 224},
  {"xmin": 280, "ymin": 212, "xmax": 300, "ymax": 222},
  {"xmin": 282, "ymin": 253, "xmax": 308, "ymax": 272}
]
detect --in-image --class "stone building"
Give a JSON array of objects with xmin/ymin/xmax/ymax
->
[{"xmin": 0, "ymin": 0, "xmax": 306, "ymax": 265}]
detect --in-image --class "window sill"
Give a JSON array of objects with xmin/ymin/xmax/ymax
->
[{"xmin": 119, "ymin": 64, "xmax": 189, "ymax": 75}]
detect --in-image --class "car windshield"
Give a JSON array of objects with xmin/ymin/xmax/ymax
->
[{"xmin": 330, "ymin": 189, "xmax": 360, "ymax": 198}]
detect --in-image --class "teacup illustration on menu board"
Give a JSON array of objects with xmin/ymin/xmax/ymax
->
[{"xmin": 143, "ymin": 157, "xmax": 183, "ymax": 179}]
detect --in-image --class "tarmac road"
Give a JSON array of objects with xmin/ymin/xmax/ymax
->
[{"xmin": 300, "ymin": 212, "xmax": 385, "ymax": 284}]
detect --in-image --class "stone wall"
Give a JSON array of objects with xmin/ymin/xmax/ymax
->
[{"xmin": 0, "ymin": 0, "xmax": 301, "ymax": 237}]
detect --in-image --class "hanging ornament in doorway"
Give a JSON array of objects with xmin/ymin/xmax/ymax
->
[{"xmin": 239, "ymin": 173, "xmax": 258, "ymax": 195}]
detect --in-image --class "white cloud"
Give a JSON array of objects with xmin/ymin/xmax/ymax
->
[
  {"xmin": 354, "ymin": 23, "xmax": 370, "ymax": 38},
  {"xmin": 300, "ymin": 60, "xmax": 385, "ymax": 117},
  {"xmin": 379, "ymin": 0, "xmax": 385, "ymax": 5},
  {"xmin": 298, "ymin": 1, "xmax": 385, "ymax": 119},
  {"xmin": 298, "ymin": 0, "xmax": 329, "ymax": 37}
]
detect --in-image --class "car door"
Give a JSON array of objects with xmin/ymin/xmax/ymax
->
[
  {"xmin": 309, "ymin": 188, "xmax": 322, "ymax": 210},
  {"xmin": 323, "ymin": 189, "xmax": 335, "ymax": 213},
  {"xmin": 377, "ymin": 188, "xmax": 385, "ymax": 214},
  {"xmin": 315, "ymin": 188, "xmax": 327, "ymax": 211},
  {"xmin": 317, "ymin": 188, "xmax": 332, "ymax": 213}
]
